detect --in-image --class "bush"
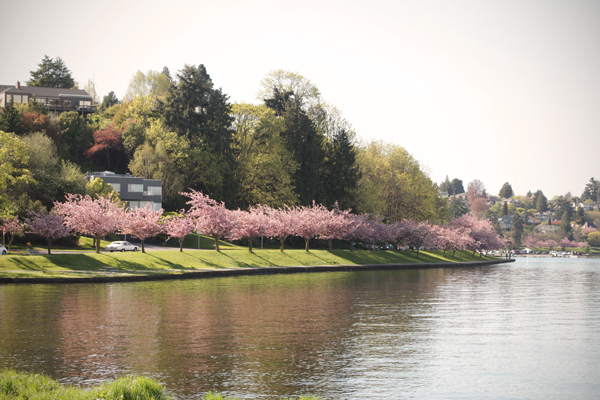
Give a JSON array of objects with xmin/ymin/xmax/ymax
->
[{"xmin": 588, "ymin": 231, "xmax": 600, "ymax": 247}]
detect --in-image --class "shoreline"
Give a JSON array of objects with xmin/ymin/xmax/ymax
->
[{"xmin": 0, "ymin": 259, "xmax": 515, "ymax": 284}]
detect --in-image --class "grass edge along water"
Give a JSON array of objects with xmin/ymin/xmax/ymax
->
[{"xmin": 0, "ymin": 369, "xmax": 324, "ymax": 400}]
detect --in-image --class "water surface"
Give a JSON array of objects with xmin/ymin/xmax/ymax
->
[{"xmin": 1, "ymin": 258, "xmax": 599, "ymax": 399}]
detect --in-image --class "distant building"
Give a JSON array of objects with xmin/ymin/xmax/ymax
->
[
  {"xmin": 88, "ymin": 171, "xmax": 162, "ymax": 211},
  {"xmin": 0, "ymin": 81, "xmax": 95, "ymax": 119}
]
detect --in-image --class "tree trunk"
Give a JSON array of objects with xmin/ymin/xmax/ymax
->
[
  {"xmin": 328, "ymin": 239, "xmax": 332, "ymax": 252},
  {"xmin": 179, "ymin": 239, "xmax": 183, "ymax": 252},
  {"xmin": 443, "ymin": 248, "xmax": 446, "ymax": 258},
  {"xmin": 8, "ymin": 235, "xmax": 14, "ymax": 253},
  {"xmin": 47, "ymin": 239, "xmax": 52, "ymax": 255},
  {"xmin": 249, "ymin": 237, "xmax": 254, "ymax": 253},
  {"xmin": 141, "ymin": 239, "xmax": 145, "ymax": 253},
  {"xmin": 214, "ymin": 236, "xmax": 220, "ymax": 252},
  {"xmin": 280, "ymin": 238, "xmax": 285, "ymax": 252},
  {"xmin": 452, "ymin": 249, "xmax": 456, "ymax": 258},
  {"xmin": 305, "ymin": 238, "xmax": 310, "ymax": 252},
  {"xmin": 416, "ymin": 248, "xmax": 420, "ymax": 259},
  {"xmin": 95, "ymin": 235, "xmax": 101, "ymax": 253}
]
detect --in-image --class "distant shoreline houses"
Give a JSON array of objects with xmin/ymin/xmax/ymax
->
[
  {"xmin": 0, "ymin": 81, "xmax": 95, "ymax": 119},
  {"xmin": 443, "ymin": 191, "xmax": 599, "ymax": 231}
]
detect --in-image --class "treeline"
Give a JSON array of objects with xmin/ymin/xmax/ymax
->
[{"xmin": 1, "ymin": 58, "xmax": 448, "ymax": 224}]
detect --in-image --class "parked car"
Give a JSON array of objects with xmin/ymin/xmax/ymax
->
[
  {"xmin": 382, "ymin": 244, "xmax": 394, "ymax": 251},
  {"xmin": 0, "ymin": 245, "xmax": 7, "ymax": 255},
  {"xmin": 105, "ymin": 241, "xmax": 139, "ymax": 252},
  {"xmin": 370, "ymin": 242, "xmax": 379, "ymax": 250}
]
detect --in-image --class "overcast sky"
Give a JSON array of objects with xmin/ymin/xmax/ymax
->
[{"xmin": 1, "ymin": 0, "xmax": 599, "ymax": 198}]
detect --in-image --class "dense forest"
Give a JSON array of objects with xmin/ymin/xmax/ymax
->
[{"xmin": 0, "ymin": 57, "xmax": 447, "ymax": 224}]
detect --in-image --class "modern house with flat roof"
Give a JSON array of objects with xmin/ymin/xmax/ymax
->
[
  {"xmin": 87, "ymin": 171, "xmax": 162, "ymax": 211},
  {"xmin": 0, "ymin": 81, "xmax": 95, "ymax": 118}
]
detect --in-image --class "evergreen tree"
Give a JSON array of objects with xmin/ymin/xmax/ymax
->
[
  {"xmin": 264, "ymin": 88, "xmax": 326, "ymax": 205},
  {"xmin": 502, "ymin": 201, "xmax": 508, "ymax": 217},
  {"xmin": 499, "ymin": 182, "xmax": 514, "ymax": 198},
  {"xmin": 0, "ymin": 100, "xmax": 22, "ymax": 135},
  {"xmin": 451, "ymin": 178, "xmax": 465, "ymax": 194},
  {"xmin": 162, "ymin": 64, "xmax": 236, "ymax": 204},
  {"xmin": 323, "ymin": 129, "xmax": 360, "ymax": 210},
  {"xmin": 581, "ymin": 178, "xmax": 599, "ymax": 202},
  {"xmin": 536, "ymin": 192, "xmax": 548, "ymax": 212},
  {"xmin": 101, "ymin": 91, "xmax": 119, "ymax": 109},
  {"xmin": 27, "ymin": 55, "xmax": 76, "ymax": 88},
  {"xmin": 559, "ymin": 217, "xmax": 573, "ymax": 240},
  {"xmin": 511, "ymin": 213, "xmax": 524, "ymax": 247},
  {"xmin": 439, "ymin": 175, "xmax": 453, "ymax": 195}
]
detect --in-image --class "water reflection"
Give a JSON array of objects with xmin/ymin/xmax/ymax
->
[{"xmin": 1, "ymin": 259, "xmax": 600, "ymax": 399}]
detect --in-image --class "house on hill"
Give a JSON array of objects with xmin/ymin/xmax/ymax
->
[{"xmin": 0, "ymin": 81, "xmax": 95, "ymax": 119}]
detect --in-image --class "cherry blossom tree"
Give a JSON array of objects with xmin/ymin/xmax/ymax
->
[
  {"xmin": 229, "ymin": 206, "xmax": 271, "ymax": 252},
  {"xmin": 293, "ymin": 202, "xmax": 328, "ymax": 251},
  {"xmin": 182, "ymin": 189, "xmax": 235, "ymax": 252},
  {"xmin": 402, "ymin": 219, "xmax": 432, "ymax": 259},
  {"xmin": 524, "ymin": 236, "xmax": 542, "ymax": 249},
  {"xmin": 264, "ymin": 205, "xmax": 296, "ymax": 252},
  {"xmin": 164, "ymin": 214, "xmax": 195, "ymax": 252},
  {"xmin": 0, "ymin": 216, "xmax": 25, "ymax": 253},
  {"xmin": 559, "ymin": 237, "xmax": 573, "ymax": 251},
  {"xmin": 318, "ymin": 203, "xmax": 353, "ymax": 252},
  {"xmin": 121, "ymin": 203, "xmax": 164, "ymax": 253},
  {"xmin": 340, "ymin": 213, "xmax": 366, "ymax": 252},
  {"xmin": 54, "ymin": 193, "xmax": 125, "ymax": 253},
  {"xmin": 25, "ymin": 211, "xmax": 71, "ymax": 255},
  {"xmin": 545, "ymin": 239, "xmax": 558, "ymax": 251}
]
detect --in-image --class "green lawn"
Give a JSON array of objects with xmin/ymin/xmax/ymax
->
[{"xmin": 0, "ymin": 247, "xmax": 494, "ymax": 279}]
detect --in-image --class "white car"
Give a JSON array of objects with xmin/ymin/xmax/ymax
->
[
  {"xmin": 0, "ymin": 245, "xmax": 7, "ymax": 255},
  {"xmin": 105, "ymin": 241, "xmax": 139, "ymax": 252}
]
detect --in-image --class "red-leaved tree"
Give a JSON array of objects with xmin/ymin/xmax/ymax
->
[
  {"xmin": 54, "ymin": 193, "xmax": 125, "ymax": 253},
  {"xmin": 25, "ymin": 211, "xmax": 71, "ymax": 255},
  {"xmin": 84, "ymin": 125, "xmax": 125, "ymax": 169}
]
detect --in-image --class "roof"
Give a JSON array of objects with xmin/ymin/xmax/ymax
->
[{"xmin": 0, "ymin": 84, "xmax": 91, "ymax": 99}]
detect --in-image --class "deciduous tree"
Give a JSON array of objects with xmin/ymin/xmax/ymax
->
[
  {"xmin": 121, "ymin": 204, "xmax": 164, "ymax": 253},
  {"xmin": 164, "ymin": 214, "xmax": 195, "ymax": 252},
  {"xmin": 54, "ymin": 193, "xmax": 125, "ymax": 253},
  {"xmin": 25, "ymin": 211, "xmax": 71, "ymax": 255},
  {"xmin": 0, "ymin": 216, "xmax": 25, "ymax": 253}
]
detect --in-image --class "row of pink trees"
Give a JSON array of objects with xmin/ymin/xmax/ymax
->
[
  {"xmin": 523, "ymin": 236, "xmax": 588, "ymax": 251},
  {"xmin": 5, "ymin": 190, "xmax": 508, "ymax": 256}
]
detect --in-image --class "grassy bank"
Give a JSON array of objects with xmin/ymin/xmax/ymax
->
[
  {"xmin": 0, "ymin": 369, "xmax": 322, "ymax": 400},
  {"xmin": 0, "ymin": 247, "xmax": 494, "ymax": 279}
]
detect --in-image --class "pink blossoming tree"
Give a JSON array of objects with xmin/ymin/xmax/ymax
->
[
  {"xmin": 229, "ymin": 206, "xmax": 271, "ymax": 252},
  {"xmin": 54, "ymin": 193, "xmax": 125, "ymax": 253},
  {"xmin": 121, "ymin": 203, "xmax": 164, "ymax": 253},
  {"xmin": 182, "ymin": 189, "xmax": 234, "ymax": 252},
  {"xmin": 0, "ymin": 216, "xmax": 25, "ymax": 253},
  {"xmin": 265, "ymin": 205, "xmax": 297, "ymax": 252},
  {"xmin": 25, "ymin": 211, "xmax": 72, "ymax": 255},
  {"xmin": 164, "ymin": 213, "xmax": 195, "ymax": 252}
]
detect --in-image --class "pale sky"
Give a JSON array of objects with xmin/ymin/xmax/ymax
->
[{"xmin": 1, "ymin": 0, "xmax": 599, "ymax": 198}]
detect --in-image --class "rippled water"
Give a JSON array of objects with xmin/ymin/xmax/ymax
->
[{"xmin": 1, "ymin": 258, "xmax": 600, "ymax": 399}]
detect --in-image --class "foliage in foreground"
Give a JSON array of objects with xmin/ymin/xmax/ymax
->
[{"xmin": 0, "ymin": 370, "xmax": 323, "ymax": 400}]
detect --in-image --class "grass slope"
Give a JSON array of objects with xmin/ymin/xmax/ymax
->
[
  {"xmin": 0, "ymin": 369, "xmax": 321, "ymax": 400},
  {"xmin": 0, "ymin": 247, "xmax": 494, "ymax": 279}
]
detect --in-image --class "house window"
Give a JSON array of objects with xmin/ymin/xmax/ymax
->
[
  {"xmin": 153, "ymin": 202, "xmax": 162, "ymax": 211},
  {"xmin": 146, "ymin": 186, "xmax": 162, "ymax": 195},
  {"xmin": 8, "ymin": 95, "xmax": 22, "ymax": 103},
  {"xmin": 128, "ymin": 183, "xmax": 143, "ymax": 193},
  {"xmin": 80, "ymin": 100, "xmax": 92, "ymax": 107},
  {"xmin": 128, "ymin": 201, "xmax": 140, "ymax": 209},
  {"xmin": 35, "ymin": 97, "xmax": 47, "ymax": 104},
  {"xmin": 109, "ymin": 183, "xmax": 120, "ymax": 193}
]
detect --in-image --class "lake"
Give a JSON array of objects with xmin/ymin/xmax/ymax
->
[{"xmin": 1, "ymin": 257, "xmax": 599, "ymax": 399}]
